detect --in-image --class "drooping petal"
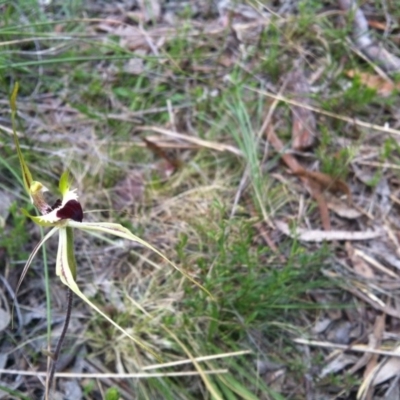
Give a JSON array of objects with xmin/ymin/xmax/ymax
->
[
  {"xmin": 56, "ymin": 228, "xmax": 66, "ymax": 279},
  {"xmin": 67, "ymin": 221, "xmax": 214, "ymax": 299},
  {"xmin": 55, "ymin": 227, "xmax": 159, "ymax": 359},
  {"xmin": 14, "ymin": 227, "xmax": 58, "ymax": 300},
  {"xmin": 21, "ymin": 208, "xmax": 64, "ymax": 227}
]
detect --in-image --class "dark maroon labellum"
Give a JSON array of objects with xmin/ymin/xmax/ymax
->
[{"xmin": 56, "ymin": 199, "xmax": 83, "ymax": 222}]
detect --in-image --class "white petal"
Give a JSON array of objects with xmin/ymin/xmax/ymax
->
[
  {"xmin": 38, "ymin": 208, "xmax": 62, "ymax": 224},
  {"xmin": 15, "ymin": 227, "xmax": 58, "ymax": 297},
  {"xmin": 56, "ymin": 227, "xmax": 76, "ymax": 286},
  {"xmin": 61, "ymin": 188, "xmax": 79, "ymax": 206}
]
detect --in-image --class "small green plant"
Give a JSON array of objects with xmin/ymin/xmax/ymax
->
[{"xmin": 105, "ymin": 387, "xmax": 120, "ymax": 400}]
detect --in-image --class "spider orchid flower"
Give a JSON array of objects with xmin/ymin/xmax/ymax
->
[{"xmin": 10, "ymin": 84, "xmax": 210, "ymax": 354}]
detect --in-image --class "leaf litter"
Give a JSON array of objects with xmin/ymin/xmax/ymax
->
[{"xmin": 2, "ymin": 0, "xmax": 400, "ymax": 399}]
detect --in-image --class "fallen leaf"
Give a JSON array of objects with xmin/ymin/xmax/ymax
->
[
  {"xmin": 346, "ymin": 242, "xmax": 375, "ymax": 279},
  {"xmin": 346, "ymin": 70, "xmax": 398, "ymax": 97},
  {"xmin": 143, "ymin": 137, "xmax": 182, "ymax": 174},
  {"xmin": 265, "ymin": 368, "xmax": 286, "ymax": 393},
  {"xmin": 358, "ymin": 346, "xmax": 400, "ymax": 399},
  {"xmin": 275, "ymin": 220, "xmax": 384, "ymax": 242},
  {"xmin": 354, "ymin": 248, "xmax": 398, "ymax": 279},
  {"xmin": 59, "ymin": 380, "xmax": 83, "ymax": 400},
  {"xmin": 0, "ymin": 189, "xmax": 15, "ymax": 228},
  {"xmin": 286, "ymin": 68, "xmax": 317, "ymax": 149},
  {"xmin": 326, "ymin": 320, "xmax": 353, "ymax": 344},
  {"xmin": 124, "ymin": 51, "xmax": 146, "ymax": 75},
  {"xmin": 367, "ymin": 20, "xmax": 387, "ymax": 31},
  {"xmin": 312, "ymin": 318, "xmax": 332, "ymax": 334},
  {"xmin": 256, "ymin": 358, "xmax": 284, "ymax": 374},
  {"xmin": 137, "ymin": 0, "xmax": 161, "ymax": 23},
  {"xmin": 0, "ymin": 308, "xmax": 10, "ymax": 331},
  {"xmin": 319, "ymin": 352, "xmax": 358, "ymax": 378},
  {"xmin": 361, "ymin": 314, "xmax": 386, "ymax": 400},
  {"xmin": 327, "ymin": 196, "xmax": 362, "ymax": 219}
]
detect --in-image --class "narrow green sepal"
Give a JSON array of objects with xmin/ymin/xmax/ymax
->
[
  {"xmin": 10, "ymin": 82, "xmax": 19, "ymax": 113},
  {"xmin": 59, "ymin": 171, "xmax": 70, "ymax": 196}
]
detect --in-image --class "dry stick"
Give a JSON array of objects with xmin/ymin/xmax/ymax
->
[{"xmin": 46, "ymin": 287, "xmax": 73, "ymax": 396}]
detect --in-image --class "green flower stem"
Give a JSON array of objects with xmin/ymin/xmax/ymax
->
[
  {"xmin": 66, "ymin": 227, "xmax": 77, "ymax": 279},
  {"xmin": 47, "ymin": 287, "xmax": 73, "ymax": 396}
]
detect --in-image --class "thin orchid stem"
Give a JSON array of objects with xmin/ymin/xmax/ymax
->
[{"xmin": 46, "ymin": 287, "xmax": 73, "ymax": 396}]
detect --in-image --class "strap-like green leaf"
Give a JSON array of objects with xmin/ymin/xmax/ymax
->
[{"xmin": 10, "ymin": 83, "xmax": 33, "ymax": 195}]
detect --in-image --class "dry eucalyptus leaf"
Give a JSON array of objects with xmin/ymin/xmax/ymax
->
[
  {"xmin": 0, "ymin": 308, "xmax": 10, "ymax": 331},
  {"xmin": 312, "ymin": 318, "xmax": 332, "ymax": 334},
  {"xmin": 319, "ymin": 352, "xmax": 358, "ymax": 378},
  {"xmin": 255, "ymin": 358, "xmax": 284, "ymax": 374},
  {"xmin": 372, "ymin": 356, "xmax": 400, "ymax": 386},
  {"xmin": 124, "ymin": 56, "xmax": 145, "ymax": 75},
  {"xmin": 0, "ymin": 353, "xmax": 7, "ymax": 370},
  {"xmin": 59, "ymin": 380, "xmax": 82, "ymax": 400},
  {"xmin": 326, "ymin": 320, "xmax": 353, "ymax": 345},
  {"xmin": 358, "ymin": 349, "xmax": 400, "ymax": 399},
  {"xmin": 346, "ymin": 242, "xmax": 375, "ymax": 279},
  {"xmin": 137, "ymin": 0, "xmax": 161, "ymax": 23},
  {"xmin": 383, "ymin": 377, "xmax": 400, "ymax": 400},
  {"xmin": 0, "ymin": 190, "xmax": 14, "ymax": 228},
  {"xmin": 327, "ymin": 196, "xmax": 362, "ymax": 219},
  {"xmin": 346, "ymin": 70, "xmax": 398, "ymax": 97}
]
